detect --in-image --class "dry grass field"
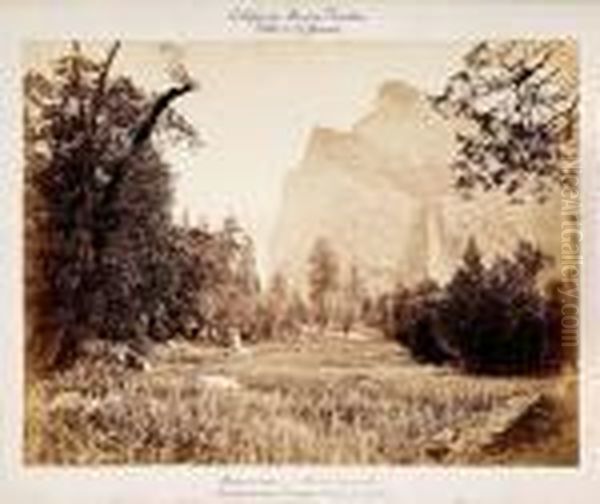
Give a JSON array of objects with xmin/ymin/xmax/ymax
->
[{"xmin": 25, "ymin": 330, "xmax": 578, "ymax": 465}]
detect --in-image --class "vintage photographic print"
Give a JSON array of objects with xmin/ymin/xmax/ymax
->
[{"xmin": 23, "ymin": 39, "xmax": 579, "ymax": 466}]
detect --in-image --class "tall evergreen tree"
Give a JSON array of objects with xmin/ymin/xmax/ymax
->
[
  {"xmin": 307, "ymin": 237, "xmax": 339, "ymax": 328},
  {"xmin": 25, "ymin": 41, "xmax": 197, "ymax": 370}
]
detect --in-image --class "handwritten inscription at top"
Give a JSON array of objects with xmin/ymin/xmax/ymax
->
[{"xmin": 228, "ymin": 5, "xmax": 369, "ymax": 34}]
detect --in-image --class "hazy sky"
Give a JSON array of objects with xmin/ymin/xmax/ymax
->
[{"xmin": 26, "ymin": 41, "xmax": 470, "ymax": 276}]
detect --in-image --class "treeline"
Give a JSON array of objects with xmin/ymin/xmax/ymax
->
[
  {"xmin": 24, "ymin": 42, "xmax": 344, "ymax": 373},
  {"xmin": 379, "ymin": 239, "xmax": 574, "ymax": 375},
  {"xmin": 174, "ymin": 233, "xmax": 372, "ymax": 344},
  {"xmin": 255, "ymin": 236, "xmax": 380, "ymax": 341},
  {"xmin": 270, "ymin": 235, "xmax": 574, "ymax": 376},
  {"xmin": 26, "ymin": 42, "xmax": 575, "ymax": 377}
]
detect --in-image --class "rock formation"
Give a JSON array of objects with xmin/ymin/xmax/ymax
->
[{"xmin": 270, "ymin": 80, "xmax": 562, "ymax": 292}]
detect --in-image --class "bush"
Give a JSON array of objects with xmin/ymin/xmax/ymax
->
[
  {"xmin": 439, "ymin": 239, "xmax": 555, "ymax": 374},
  {"xmin": 390, "ymin": 281, "xmax": 452, "ymax": 365},
  {"xmin": 387, "ymin": 238, "xmax": 569, "ymax": 375}
]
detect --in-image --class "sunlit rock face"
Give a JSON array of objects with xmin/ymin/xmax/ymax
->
[{"xmin": 270, "ymin": 80, "xmax": 561, "ymax": 292}]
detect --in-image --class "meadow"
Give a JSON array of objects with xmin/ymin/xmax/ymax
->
[{"xmin": 25, "ymin": 329, "xmax": 577, "ymax": 465}]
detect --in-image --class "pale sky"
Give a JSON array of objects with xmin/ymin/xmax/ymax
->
[{"xmin": 25, "ymin": 41, "xmax": 470, "ymax": 277}]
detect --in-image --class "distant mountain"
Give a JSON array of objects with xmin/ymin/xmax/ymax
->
[{"xmin": 270, "ymin": 80, "xmax": 561, "ymax": 293}]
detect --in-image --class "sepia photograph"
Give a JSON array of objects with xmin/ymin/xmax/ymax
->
[{"xmin": 23, "ymin": 39, "xmax": 579, "ymax": 466}]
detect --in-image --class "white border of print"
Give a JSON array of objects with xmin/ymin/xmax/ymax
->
[{"xmin": 1, "ymin": 1, "xmax": 599, "ymax": 503}]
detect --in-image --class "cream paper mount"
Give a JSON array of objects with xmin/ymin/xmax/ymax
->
[{"xmin": 0, "ymin": 0, "xmax": 599, "ymax": 503}]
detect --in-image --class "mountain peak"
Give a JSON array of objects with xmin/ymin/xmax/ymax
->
[{"xmin": 376, "ymin": 80, "xmax": 421, "ymax": 108}]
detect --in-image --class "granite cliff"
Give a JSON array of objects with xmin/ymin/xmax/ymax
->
[{"xmin": 270, "ymin": 80, "xmax": 561, "ymax": 291}]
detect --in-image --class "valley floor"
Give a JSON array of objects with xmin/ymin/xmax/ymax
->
[{"xmin": 25, "ymin": 329, "xmax": 578, "ymax": 465}]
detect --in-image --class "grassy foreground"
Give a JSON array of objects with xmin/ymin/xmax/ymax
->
[{"xmin": 25, "ymin": 332, "xmax": 578, "ymax": 465}]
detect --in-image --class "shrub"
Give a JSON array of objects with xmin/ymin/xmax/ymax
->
[
  {"xmin": 387, "ymin": 238, "xmax": 569, "ymax": 375},
  {"xmin": 438, "ymin": 239, "xmax": 555, "ymax": 374},
  {"xmin": 390, "ymin": 281, "xmax": 452, "ymax": 365}
]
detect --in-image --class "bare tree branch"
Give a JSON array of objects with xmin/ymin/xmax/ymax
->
[
  {"xmin": 434, "ymin": 41, "xmax": 577, "ymax": 201},
  {"xmin": 130, "ymin": 81, "xmax": 195, "ymax": 147},
  {"xmin": 92, "ymin": 41, "xmax": 122, "ymax": 119},
  {"xmin": 102, "ymin": 81, "xmax": 196, "ymax": 207}
]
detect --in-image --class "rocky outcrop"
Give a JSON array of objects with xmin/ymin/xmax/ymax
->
[{"xmin": 422, "ymin": 393, "xmax": 554, "ymax": 463}]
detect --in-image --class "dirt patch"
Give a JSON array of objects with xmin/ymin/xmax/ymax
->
[{"xmin": 196, "ymin": 374, "xmax": 241, "ymax": 391}]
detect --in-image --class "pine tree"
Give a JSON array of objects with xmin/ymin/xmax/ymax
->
[
  {"xmin": 340, "ymin": 263, "xmax": 365, "ymax": 335},
  {"xmin": 307, "ymin": 237, "xmax": 339, "ymax": 329}
]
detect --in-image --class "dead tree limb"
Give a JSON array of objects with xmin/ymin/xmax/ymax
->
[
  {"xmin": 130, "ymin": 82, "xmax": 195, "ymax": 148},
  {"xmin": 91, "ymin": 41, "xmax": 122, "ymax": 124},
  {"xmin": 102, "ymin": 81, "xmax": 196, "ymax": 207}
]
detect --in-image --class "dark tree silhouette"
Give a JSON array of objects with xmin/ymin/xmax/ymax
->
[
  {"xmin": 307, "ymin": 237, "xmax": 339, "ymax": 328},
  {"xmin": 433, "ymin": 40, "xmax": 577, "ymax": 203},
  {"xmin": 25, "ymin": 41, "xmax": 197, "ymax": 370},
  {"xmin": 386, "ymin": 238, "xmax": 565, "ymax": 375},
  {"xmin": 439, "ymin": 239, "xmax": 555, "ymax": 374}
]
